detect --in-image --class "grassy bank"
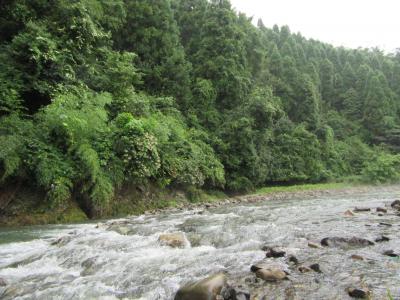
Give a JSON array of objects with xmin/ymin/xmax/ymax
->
[{"xmin": 254, "ymin": 182, "xmax": 354, "ymax": 196}]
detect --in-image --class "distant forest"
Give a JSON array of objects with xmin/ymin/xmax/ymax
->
[{"xmin": 1, "ymin": 0, "xmax": 400, "ymax": 216}]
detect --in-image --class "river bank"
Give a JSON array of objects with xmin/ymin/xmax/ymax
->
[
  {"xmin": 0, "ymin": 184, "xmax": 399, "ymax": 299},
  {"xmin": 1, "ymin": 182, "xmax": 356, "ymax": 227}
]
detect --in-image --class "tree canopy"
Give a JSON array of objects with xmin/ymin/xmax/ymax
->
[{"xmin": 1, "ymin": 0, "xmax": 400, "ymax": 216}]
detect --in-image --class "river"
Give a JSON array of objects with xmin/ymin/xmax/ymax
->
[{"xmin": 0, "ymin": 186, "xmax": 399, "ymax": 299}]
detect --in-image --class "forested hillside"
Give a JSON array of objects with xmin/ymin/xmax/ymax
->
[{"xmin": 1, "ymin": 0, "xmax": 400, "ymax": 218}]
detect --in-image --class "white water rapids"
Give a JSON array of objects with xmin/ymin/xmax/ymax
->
[{"xmin": 0, "ymin": 186, "xmax": 400, "ymax": 299}]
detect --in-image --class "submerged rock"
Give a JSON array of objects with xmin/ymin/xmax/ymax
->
[
  {"xmin": 288, "ymin": 255, "xmax": 299, "ymax": 265},
  {"xmin": 309, "ymin": 263, "xmax": 322, "ymax": 273},
  {"xmin": 107, "ymin": 224, "xmax": 132, "ymax": 235},
  {"xmin": 321, "ymin": 237, "xmax": 374, "ymax": 248},
  {"xmin": 375, "ymin": 235, "xmax": 390, "ymax": 243},
  {"xmin": 298, "ymin": 266, "xmax": 311, "ymax": 273},
  {"xmin": 376, "ymin": 207, "xmax": 387, "ymax": 213},
  {"xmin": 264, "ymin": 247, "xmax": 286, "ymax": 258},
  {"xmin": 350, "ymin": 254, "xmax": 364, "ymax": 261},
  {"xmin": 378, "ymin": 222, "xmax": 392, "ymax": 227},
  {"xmin": 50, "ymin": 235, "xmax": 73, "ymax": 246},
  {"xmin": 347, "ymin": 287, "xmax": 370, "ymax": 298},
  {"xmin": 0, "ymin": 278, "xmax": 7, "ymax": 286},
  {"xmin": 383, "ymin": 250, "xmax": 399, "ymax": 257},
  {"xmin": 80, "ymin": 257, "xmax": 99, "ymax": 276},
  {"xmin": 220, "ymin": 286, "xmax": 249, "ymax": 300},
  {"xmin": 354, "ymin": 207, "xmax": 371, "ymax": 212},
  {"xmin": 159, "ymin": 232, "xmax": 190, "ymax": 248},
  {"xmin": 174, "ymin": 273, "xmax": 227, "ymax": 300}
]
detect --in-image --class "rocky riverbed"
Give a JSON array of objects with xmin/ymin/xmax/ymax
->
[{"xmin": 0, "ymin": 185, "xmax": 400, "ymax": 299}]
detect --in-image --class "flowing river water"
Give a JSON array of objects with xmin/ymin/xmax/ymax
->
[{"xmin": 0, "ymin": 186, "xmax": 400, "ymax": 299}]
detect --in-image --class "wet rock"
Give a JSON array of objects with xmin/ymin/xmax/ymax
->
[
  {"xmin": 108, "ymin": 225, "xmax": 131, "ymax": 235},
  {"xmin": 264, "ymin": 247, "xmax": 286, "ymax": 258},
  {"xmin": 344, "ymin": 210, "xmax": 355, "ymax": 216},
  {"xmin": 235, "ymin": 291, "xmax": 250, "ymax": 300},
  {"xmin": 354, "ymin": 207, "xmax": 371, "ymax": 212},
  {"xmin": 308, "ymin": 242, "xmax": 321, "ymax": 249},
  {"xmin": 174, "ymin": 273, "xmax": 227, "ymax": 300},
  {"xmin": 288, "ymin": 255, "xmax": 299, "ymax": 265},
  {"xmin": 350, "ymin": 254, "xmax": 364, "ymax": 261},
  {"xmin": 321, "ymin": 237, "xmax": 374, "ymax": 248},
  {"xmin": 298, "ymin": 266, "xmax": 311, "ymax": 273},
  {"xmin": 347, "ymin": 287, "xmax": 370, "ymax": 298},
  {"xmin": 383, "ymin": 250, "xmax": 399, "ymax": 257},
  {"xmin": 378, "ymin": 222, "xmax": 392, "ymax": 227},
  {"xmin": 159, "ymin": 232, "xmax": 190, "ymax": 248},
  {"xmin": 255, "ymin": 268, "xmax": 287, "ymax": 282},
  {"xmin": 220, "ymin": 286, "xmax": 236, "ymax": 300},
  {"xmin": 50, "ymin": 235, "xmax": 73, "ymax": 246},
  {"xmin": 81, "ymin": 257, "xmax": 98, "ymax": 276},
  {"xmin": 0, "ymin": 278, "xmax": 6, "ymax": 286},
  {"xmin": 220, "ymin": 287, "xmax": 249, "ymax": 300},
  {"xmin": 309, "ymin": 263, "xmax": 322, "ymax": 273},
  {"xmin": 376, "ymin": 207, "xmax": 387, "ymax": 213},
  {"xmin": 375, "ymin": 235, "xmax": 390, "ymax": 243},
  {"xmin": 391, "ymin": 200, "xmax": 400, "ymax": 209}
]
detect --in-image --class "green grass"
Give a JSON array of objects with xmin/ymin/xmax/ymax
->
[{"xmin": 254, "ymin": 182, "xmax": 354, "ymax": 196}]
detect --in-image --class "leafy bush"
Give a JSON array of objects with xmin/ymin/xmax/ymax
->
[{"xmin": 361, "ymin": 152, "xmax": 400, "ymax": 184}]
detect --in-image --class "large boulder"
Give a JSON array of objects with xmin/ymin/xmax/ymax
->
[
  {"xmin": 159, "ymin": 232, "xmax": 190, "ymax": 248},
  {"xmin": 174, "ymin": 273, "xmax": 227, "ymax": 300},
  {"xmin": 321, "ymin": 237, "xmax": 374, "ymax": 248}
]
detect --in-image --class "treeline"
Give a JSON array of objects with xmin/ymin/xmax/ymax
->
[{"xmin": 1, "ymin": 0, "xmax": 400, "ymax": 216}]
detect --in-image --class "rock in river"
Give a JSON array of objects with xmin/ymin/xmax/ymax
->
[
  {"xmin": 391, "ymin": 200, "xmax": 400, "ymax": 209},
  {"xmin": 174, "ymin": 273, "xmax": 227, "ymax": 300},
  {"xmin": 353, "ymin": 207, "xmax": 371, "ymax": 212},
  {"xmin": 347, "ymin": 287, "xmax": 370, "ymax": 298},
  {"xmin": 255, "ymin": 268, "xmax": 287, "ymax": 282},
  {"xmin": 159, "ymin": 232, "xmax": 190, "ymax": 248},
  {"xmin": 321, "ymin": 237, "xmax": 374, "ymax": 248},
  {"xmin": 344, "ymin": 210, "xmax": 355, "ymax": 216},
  {"xmin": 251, "ymin": 263, "xmax": 288, "ymax": 282},
  {"xmin": 264, "ymin": 247, "xmax": 286, "ymax": 258},
  {"xmin": 350, "ymin": 254, "xmax": 364, "ymax": 261},
  {"xmin": 383, "ymin": 250, "xmax": 399, "ymax": 257},
  {"xmin": 0, "ymin": 277, "xmax": 7, "ymax": 286},
  {"xmin": 298, "ymin": 266, "xmax": 311, "ymax": 273},
  {"xmin": 375, "ymin": 235, "xmax": 390, "ymax": 243},
  {"xmin": 376, "ymin": 207, "xmax": 387, "ymax": 213},
  {"xmin": 309, "ymin": 263, "xmax": 322, "ymax": 273},
  {"xmin": 308, "ymin": 242, "xmax": 321, "ymax": 249}
]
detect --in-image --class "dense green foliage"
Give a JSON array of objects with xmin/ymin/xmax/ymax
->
[{"xmin": 1, "ymin": 0, "xmax": 399, "ymax": 216}]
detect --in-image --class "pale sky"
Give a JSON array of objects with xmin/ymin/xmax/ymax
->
[{"xmin": 230, "ymin": 0, "xmax": 399, "ymax": 53}]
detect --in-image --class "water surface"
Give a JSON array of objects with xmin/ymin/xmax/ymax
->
[{"xmin": 0, "ymin": 186, "xmax": 399, "ymax": 299}]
